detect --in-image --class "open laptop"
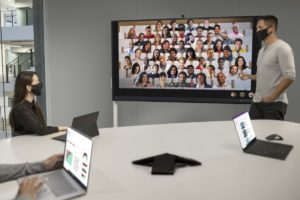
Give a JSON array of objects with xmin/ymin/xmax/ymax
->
[
  {"xmin": 233, "ymin": 111, "xmax": 293, "ymax": 160},
  {"xmin": 19, "ymin": 128, "xmax": 93, "ymax": 200},
  {"xmin": 52, "ymin": 111, "xmax": 99, "ymax": 142}
]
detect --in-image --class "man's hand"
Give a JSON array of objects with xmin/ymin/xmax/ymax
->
[
  {"xmin": 262, "ymin": 95, "xmax": 276, "ymax": 102},
  {"xmin": 43, "ymin": 154, "xmax": 64, "ymax": 171},
  {"xmin": 18, "ymin": 176, "xmax": 44, "ymax": 199}
]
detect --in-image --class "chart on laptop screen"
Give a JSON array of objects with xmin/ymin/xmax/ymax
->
[{"xmin": 64, "ymin": 128, "xmax": 92, "ymax": 187}]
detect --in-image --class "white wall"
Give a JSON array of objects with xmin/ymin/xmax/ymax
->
[{"xmin": 44, "ymin": 0, "xmax": 300, "ymax": 128}]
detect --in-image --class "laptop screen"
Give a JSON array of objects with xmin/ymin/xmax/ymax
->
[
  {"xmin": 233, "ymin": 112, "xmax": 256, "ymax": 149},
  {"xmin": 63, "ymin": 128, "xmax": 93, "ymax": 188}
]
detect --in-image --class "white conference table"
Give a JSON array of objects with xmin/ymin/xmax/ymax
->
[{"xmin": 0, "ymin": 120, "xmax": 300, "ymax": 200}]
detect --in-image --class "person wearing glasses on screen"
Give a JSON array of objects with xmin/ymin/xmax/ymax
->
[
  {"xmin": 196, "ymin": 73, "xmax": 212, "ymax": 89},
  {"xmin": 228, "ymin": 22, "xmax": 244, "ymax": 39},
  {"xmin": 162, "ymin": 25, "xmax": 171, "ymax": 39},
  {"xmin": 9, "ymin": 71, "xmax": 67, "ymax": 136},
  {"xmin": 241, "ymin": 16, "xmax": 296, "ymax": 120},
  {"xmin": 136, "ymin": 72, "xmax": 153, "ymax": 88},
  {"xmin": 150, "ymin": 49, "xmax": 160, "ymax": 62},
  {"xmin": 0, "ymin": 154, "xmax": 63, "ymax": 200}
]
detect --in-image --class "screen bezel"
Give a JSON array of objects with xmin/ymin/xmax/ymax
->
[{"xmin": 112, "ymin": 16, "xmax": 261, "ymax": 104}]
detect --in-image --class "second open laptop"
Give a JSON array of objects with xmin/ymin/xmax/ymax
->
[
  {"xmin": 233, "ymin": 111, "xmax": 293, "ymax": 160},
  {"xmin": 19, "ymin": 127, "xmax": 93, "ymax": 200},
  {"xmin": 52, "ymin": 111, "xmax": 99, "ymax": 142}
]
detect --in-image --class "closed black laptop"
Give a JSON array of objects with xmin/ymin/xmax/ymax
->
[
  {"xmin": 233, "ymin": 112, "xmax": 293, "ymax": 160},
  {"xmin": 52, "ymin": 111, "xmax": 99, "ymax": 142}
]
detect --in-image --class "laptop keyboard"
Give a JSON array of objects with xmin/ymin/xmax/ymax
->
[
  {"xmin": 45, "ymin": 171, "xmax": 78, "ymax": 197},
  {"xmin": 246, "ymin": 139, "xmax": 293, "ymax": 160}
]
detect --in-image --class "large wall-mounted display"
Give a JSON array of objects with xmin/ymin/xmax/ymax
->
[{"xmin": 112, "ymin": 16, "xmax": 260, "ymax": 103}]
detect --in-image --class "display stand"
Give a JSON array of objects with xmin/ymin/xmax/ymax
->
[{"xmin": 113, "ymin": 101, "xmax": 118, "ymax": 127}]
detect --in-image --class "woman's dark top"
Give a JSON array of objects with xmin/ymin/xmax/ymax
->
[{"xmin": 12, "ymin": 100, "xmax": 59, "ymax": 136}]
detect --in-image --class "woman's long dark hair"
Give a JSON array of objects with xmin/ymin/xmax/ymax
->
[{"xmin": 9, "ymin": 71, "xmax": 45, "ymax": 130}]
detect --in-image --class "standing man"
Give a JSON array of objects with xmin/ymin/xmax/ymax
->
[{"xmin": 242, "ymin": 15, "xmax": 296, "ymax": 120}]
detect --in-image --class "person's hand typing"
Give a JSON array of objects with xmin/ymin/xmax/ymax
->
[{"xmin": 18, "ymin": 176, "xmax": 45, "ymax": 200}]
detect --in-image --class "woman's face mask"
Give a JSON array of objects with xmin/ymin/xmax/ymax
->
[{"xmin": 31, "ymin": 82, "xmax": 43, "ymax": 96}]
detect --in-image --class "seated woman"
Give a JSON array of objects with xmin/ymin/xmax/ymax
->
[{"xmin": 9, "ymin": 71, "xmax": 67, "ymax": 136}]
